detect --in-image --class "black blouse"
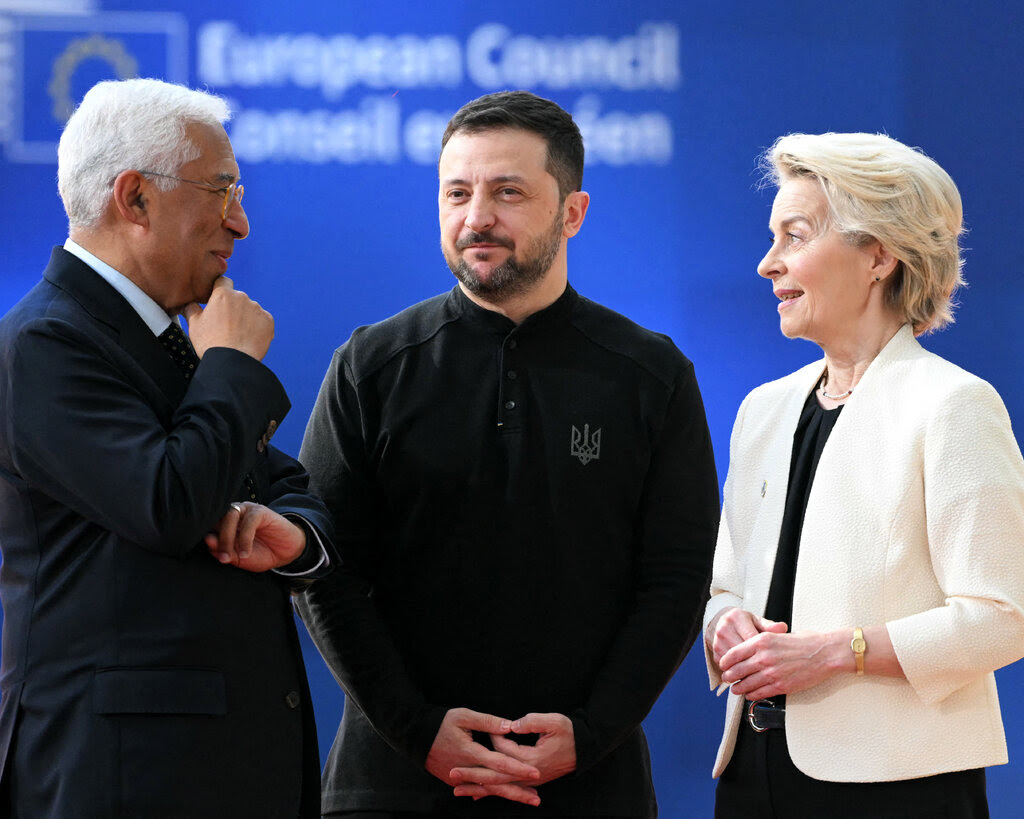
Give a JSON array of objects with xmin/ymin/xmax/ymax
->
[
  {"xmin": 764, "ymin": 387, "xmax": 844, "ymax": 627},
  {"xmin": 759, "ymin": 387, "xmax": 843, "ymax": 710}
]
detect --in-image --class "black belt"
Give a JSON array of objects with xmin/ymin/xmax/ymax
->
[{"xmin": 746, "ymin": 699, "xmax": 785, "ymax": 732}]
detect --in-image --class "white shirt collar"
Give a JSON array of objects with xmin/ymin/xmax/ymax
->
[{"xmin": 63, "ymin": 238, "xmax": 175, "ymax": 336}]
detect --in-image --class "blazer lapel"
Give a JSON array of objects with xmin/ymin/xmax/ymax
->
[
  {"xmin": 799, "ymin": 325, "xmax": 917, "ymax": 511},
  {"xmin": 744, "ymin": 361, "xmax": 827, "ymax": 617},
  {"xmin": 791, "ymin": 325, "xmax": 920, "ymax": 618}
]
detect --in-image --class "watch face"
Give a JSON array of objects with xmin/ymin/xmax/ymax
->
[{"xmin": 852, "ymin": 638, "xmax": 867, "ymax": 653}]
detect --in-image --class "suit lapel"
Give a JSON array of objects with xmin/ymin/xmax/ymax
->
[{"xmin": 43, "ymin": 247, "xmax": 189, "ymax": 408}]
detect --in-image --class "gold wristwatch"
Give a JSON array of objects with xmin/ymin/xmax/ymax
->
[{"xmin": 851, "ymin": 627, "xmax": 867, "ymax": 676}]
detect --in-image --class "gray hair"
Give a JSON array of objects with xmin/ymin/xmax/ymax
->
[
  {"xmin": 57, "ymin": 78, "xmax": 231, "ymax": 231},
  {"xmin": 761, "ymin": 132, "xmax": 965, "ymax": 334}
]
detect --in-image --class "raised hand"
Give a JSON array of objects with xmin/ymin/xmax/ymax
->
[{"xmin": 183, "ymin": 276, "xmax": 273, "ymax": 361}]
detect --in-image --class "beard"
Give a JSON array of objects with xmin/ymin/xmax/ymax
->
[{"xmin": 444, "ymin": 208, "xmax": 564, "ymax": 302}]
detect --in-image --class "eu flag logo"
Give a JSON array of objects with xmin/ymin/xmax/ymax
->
[{"xmin": 3, "ymin": 12, "xmax": 188, "ymax": 163}]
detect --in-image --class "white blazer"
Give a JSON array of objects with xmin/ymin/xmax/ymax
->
[{"xmin": 704, "ymin": 325, "xmax": 1024, "ymax": 782}]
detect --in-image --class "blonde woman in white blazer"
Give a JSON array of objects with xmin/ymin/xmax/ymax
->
[{"xmin": 704, "ymin": 132, "xmax": 1024, "ymax": 818}]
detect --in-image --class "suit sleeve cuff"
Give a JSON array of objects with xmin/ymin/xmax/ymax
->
[{"xmin": 273, "ymin": 514, "xmax": 330, "ymax": 577}]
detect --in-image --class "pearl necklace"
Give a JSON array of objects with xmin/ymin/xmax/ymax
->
[
  {"xmin": 820, "ymin": 372, "xmax": 853, "ymax": 401},
  {"xmin": 821, "ymin": 385, "xmax": 853, "ymax": 400}
]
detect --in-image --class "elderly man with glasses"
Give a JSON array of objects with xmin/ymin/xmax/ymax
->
[{"xmin": 0, "ymin": 77, "xmax": 334, "ymax": 818}]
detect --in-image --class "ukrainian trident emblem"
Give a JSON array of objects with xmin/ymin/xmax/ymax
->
[{"xmin": 570, "ymin": 424, "xmax": 602, "ymax": 465}]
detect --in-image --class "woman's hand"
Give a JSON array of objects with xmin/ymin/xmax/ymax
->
[
  {"xmin": 707, "ymin": 606, "xmax": 789, "ymax": 669},
  {"xmin": 719, "ymin": 629, "xmax": 851, "ymax": 700}
]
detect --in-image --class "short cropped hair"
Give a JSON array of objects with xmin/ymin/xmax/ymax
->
[
  {"xmin": 57, "ymin": 78, "xmax": 231, "ymax": 231},
  {"xmin": 761, "ymin": 132, "xmax": 965, "ymax": 334},
  {"xmin": 440, "ymin": 90, "xmax": 584, "ymax": 200}
]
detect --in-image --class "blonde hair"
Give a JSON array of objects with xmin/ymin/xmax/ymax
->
[{"xmin": 762, "ymin": 132, "xmax": 965, "ymax": 334}]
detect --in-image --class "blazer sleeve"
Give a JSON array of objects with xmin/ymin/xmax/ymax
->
[
  {"xmin": 265, "ymin": 445, "xmax": 337, "ymax": 583},
  {"xmin": 703, "ymin": 392, "xmax": 752, "ymax": 688},
  {"xmin": 5, "ymin": 316, "xmax": 293, "ymax": 555},
  {"xmin": 886, "ymin": 378, "xmax": 1024, "ymax": 704}
]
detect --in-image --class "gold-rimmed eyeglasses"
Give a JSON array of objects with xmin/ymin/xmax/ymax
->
[{"xmin": 138, "ymin": 170, "xmax": 244, "ymax": 220}]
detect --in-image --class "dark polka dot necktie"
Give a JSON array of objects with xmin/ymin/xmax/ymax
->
[{"xmin": 158, "ymin": 323, "xmax": 199, "ymax": 381}]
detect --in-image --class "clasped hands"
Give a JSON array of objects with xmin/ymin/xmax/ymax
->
[
  {"xmin": 709, "ymin": 606, "xmax": 846, "ymax": 701},
  {"xmin": 425, "ymin": 707, "xmax": 577, "ymax": 807},
  {"xmin": 204, "ymin": 501, "xmax": 306, "ymax": 573}
]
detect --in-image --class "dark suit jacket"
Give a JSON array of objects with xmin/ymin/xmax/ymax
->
[{"xmin": 0, "ymin": 247, "xmax": 332, "ymax": 818}]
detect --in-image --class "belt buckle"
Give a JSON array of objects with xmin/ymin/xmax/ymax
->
[{"xmin": 746, "ymin": 698, "xmax": 777, "ymax": 733}]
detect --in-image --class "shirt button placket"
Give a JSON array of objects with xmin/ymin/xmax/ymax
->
[{"xmin": 499, "ymin": 334, "xmax": 521, "ymax": 428}]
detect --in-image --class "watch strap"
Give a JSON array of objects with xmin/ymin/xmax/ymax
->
[{"xmin": 851, "ymin": 626, "xmax": 866, "ymax": 675}]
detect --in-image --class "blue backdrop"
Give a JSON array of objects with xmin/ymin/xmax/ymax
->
[{"xmin": 2, "ymin": 0, "xmax": 1022, "ymax": 814}]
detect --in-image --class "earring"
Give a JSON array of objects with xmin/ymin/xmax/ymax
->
[{"xmin": 875, "ymin": 276, "xmax": 880, "ymax": 282}]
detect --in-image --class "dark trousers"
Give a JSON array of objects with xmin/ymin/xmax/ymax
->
[{"xmin": 715, "ymin": 717, "xmax": 989, "ymax": 818}]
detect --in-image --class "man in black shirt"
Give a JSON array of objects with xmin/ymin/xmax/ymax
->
[{"xmin": 298, "ymin": 90, "xmax": 719, "ymax": 818}]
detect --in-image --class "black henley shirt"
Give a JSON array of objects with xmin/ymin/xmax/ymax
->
[{"xmin": 298, "ymin": 284, "xmax": 719, "ymax": 816}]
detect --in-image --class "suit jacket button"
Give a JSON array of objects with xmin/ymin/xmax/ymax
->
[
  {"xmin": 257, "ymin": 419, "xmax": 279, "ymax": 453},
  {"xmin": 285, "ymin": 691, "xmax": 301, "ymax": 709}
]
